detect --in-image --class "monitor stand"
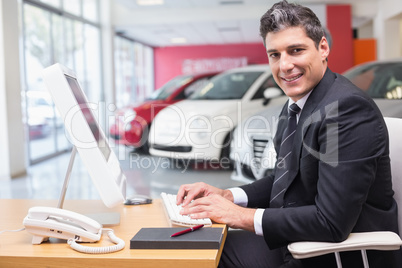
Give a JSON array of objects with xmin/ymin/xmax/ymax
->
[{"xmin": 57, "ymin": 146, "xmax": 120, "ymax": 226}]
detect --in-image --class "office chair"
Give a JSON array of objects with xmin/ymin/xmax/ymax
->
[{"xmin": 287, "ymin": 117, "xmax": 402, "ymax": 268}]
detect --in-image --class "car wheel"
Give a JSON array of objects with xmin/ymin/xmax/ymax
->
[
  {"xmin": 138, "ymin": 123, "xmax": 151, "ymax": 154},
  {"xmin": 139, "ymin": 140, "xmax": 150, "ymax": 154}
]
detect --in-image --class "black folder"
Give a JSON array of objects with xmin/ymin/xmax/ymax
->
[{"xmin": 130, "ymin": 227, "xmax": 224, "ymax": 249}]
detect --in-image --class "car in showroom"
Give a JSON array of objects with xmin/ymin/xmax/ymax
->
[
  {"xmin": 148, "ymin": 64, "xmax": 287, "ymax": 167},
  {"xmin": 109, "ymin": 72, "xmax": 217, "ymax": 153},
  {"xmin": 230, "ymin": 59, "xmax": 402, "ymax": 183},
  {"xmin": 230, "ymin": 103, "xmax": 283, "ymax": 182}
]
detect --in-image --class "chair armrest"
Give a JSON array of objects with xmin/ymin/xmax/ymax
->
[{"xmin": 288, "ymin": 231, "xmax": 402, "ymax": 259}]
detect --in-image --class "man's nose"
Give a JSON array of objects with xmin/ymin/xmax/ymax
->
[{"xmin": 280, "ymin": 54, "xmax": 294, "ymax": 72}]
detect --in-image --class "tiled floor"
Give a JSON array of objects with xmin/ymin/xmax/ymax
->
[{"xmin": 0, "ymin": 145, "xmax": 243, "ymax": 202}]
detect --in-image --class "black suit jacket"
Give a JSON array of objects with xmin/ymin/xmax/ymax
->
[{"xmin": 240, "ymin": 68, "xmax": 401, "ymax": 267}]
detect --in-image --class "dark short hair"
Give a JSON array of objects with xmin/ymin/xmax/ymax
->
[{"xmin": 260, "ymin": 0, "xmax": 325, "ymax": 48}]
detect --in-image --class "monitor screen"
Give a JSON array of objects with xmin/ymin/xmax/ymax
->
[{"xmin": 65, "ymin": 75, "xmax": 111, "ymax": 161}]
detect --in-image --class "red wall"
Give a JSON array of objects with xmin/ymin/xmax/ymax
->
[
  {"xmin": 154, "ymin": 43, "xmax": 268, "ymax": 88},
  {"xmin": 154, "ymin": 4, "xmax": 354, "ymax": 88},
  {"xmin": 326, "ymin": 5, "xmax": 354, "ymax": 74}
]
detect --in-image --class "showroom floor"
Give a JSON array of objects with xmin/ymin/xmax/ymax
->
[{"xmin": 0, "ymin": 145, "xmax": 243, "ymax": 201}]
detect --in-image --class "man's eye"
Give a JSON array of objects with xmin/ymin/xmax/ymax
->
[{"xmin": 269, "ymin": 53, "xmax": 278, "ymax": 58}]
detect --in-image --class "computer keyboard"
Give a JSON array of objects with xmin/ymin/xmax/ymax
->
[{"xmin": 160, "ymin": 192, "xmax": 212, "ymax": 227}]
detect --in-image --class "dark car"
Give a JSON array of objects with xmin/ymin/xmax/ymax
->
[
  {"xmin": 109, "ymin": 72, "xmax": 218, "ymax": 153},
  {"xmin": 342, "ymin": 58, "xmax": 402, "ymax": 116},
  {"xmin": 231, "ymin": 59, "xmax": 402, "ymax": 183}
]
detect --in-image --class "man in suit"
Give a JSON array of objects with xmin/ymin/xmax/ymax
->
[{"xmin": 176, "ymin": 1, "xmax": 401, "ymax": 267}]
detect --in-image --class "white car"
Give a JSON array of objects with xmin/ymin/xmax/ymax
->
[
  {"xmin": 148, "ymin": 64, "xmax": 287, "ymax": 165},
  {"xmin": 230, "ymin": 103, "xmax": 284, "ymax": 183}
]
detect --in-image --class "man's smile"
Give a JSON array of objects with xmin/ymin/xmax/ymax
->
[{"xmin": 281, "ymin": 73, "xmax": 303, "ymax": 82}]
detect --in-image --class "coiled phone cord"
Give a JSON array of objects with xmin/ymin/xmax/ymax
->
[{"xmin": 67, "ymin": 228, "xmax": 125, "ymax": 254}]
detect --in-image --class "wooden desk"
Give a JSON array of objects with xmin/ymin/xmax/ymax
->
[{"xmin": 0, "ymin": 199, "xmax": 227, "ymax": 268}]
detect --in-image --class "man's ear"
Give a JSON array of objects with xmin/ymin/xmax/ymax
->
[{"xmin": 319, "ymin": 37, "xmax": 330, "ymax": 60}]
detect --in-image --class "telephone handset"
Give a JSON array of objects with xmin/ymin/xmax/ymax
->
[
  {"xmin": 23, "ymin": 206, "xmax": 102, "ymax": 244},
  {"xmin": 23, "ymin": 206, "xmax": 125, "ymax": 254}
]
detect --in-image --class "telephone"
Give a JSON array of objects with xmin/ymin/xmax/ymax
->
[{"xmin": 23, "ymin": 206, "xmax": 125, "ymax": 254}]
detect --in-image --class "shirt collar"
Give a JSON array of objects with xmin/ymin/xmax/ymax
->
[{"xmin": 288, "ymin": 90, "xmax": 312, "ymax": 112}]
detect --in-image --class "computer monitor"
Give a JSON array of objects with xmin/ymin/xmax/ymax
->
[{"xmin": 42, "ymin": 63, "xmax": 126, "ymax": 209}]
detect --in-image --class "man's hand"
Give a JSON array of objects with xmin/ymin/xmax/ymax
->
[
  {"xmin": 176, "ymin": 182, "xmax": 233, "ymax": 207},
  {"xmin": 180, "ymin": 194, "xmax": 256, "ymax": 232}
]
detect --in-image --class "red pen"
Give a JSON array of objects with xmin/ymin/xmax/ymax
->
[{"xmin": 170, "ymin": 224, "xmax": 204, "ymax": 237}]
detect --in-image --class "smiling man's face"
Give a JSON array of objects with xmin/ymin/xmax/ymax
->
[{"xmin": 265, "ymin": 26, "xmax": 330, "ymax": 102}]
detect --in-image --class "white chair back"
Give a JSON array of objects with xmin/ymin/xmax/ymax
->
[{"xmin": 384, "ymin": 117, "xmax": 402, "ymax": 233}]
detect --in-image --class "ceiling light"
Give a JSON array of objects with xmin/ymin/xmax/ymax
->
[
  {"xmin": 170, "ymin": 37, "xmax": 187, "ymax": 44},
  {"xmin": 219, "ymin": 1, "xmax": 244, "ymax": 5},
  {"xmin": 137, "ymin": 0, "xmax": 164, "ymax": 6},
  {"xmin": 218, "ymin": 27, "xmax": 240, "ymax": 32}
]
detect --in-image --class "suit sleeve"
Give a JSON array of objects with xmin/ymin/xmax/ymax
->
[{"xmin": 239, "ymin": 174, "xmax": 274, "ymax": 208}]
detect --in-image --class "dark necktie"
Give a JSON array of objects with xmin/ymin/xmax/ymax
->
[{"xmin": 270, "ymin": 103, "xmax": 301, "ymax": 208}]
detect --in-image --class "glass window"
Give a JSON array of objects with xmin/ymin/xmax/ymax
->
[
  {"xmin": 52, "ymin": 14, "xmax": 64, "ymax": 64},
  {"xmin": 143, "ymin": 46, "xmax": 154, "ymax": 98},
  {"xmin": 73, "ymin": 21, "xmax": 85, "ymax": 85},
  {"xmin": 134, "ymin": 43, "xmax": 146, "ymax": 103},
  {"xmin": 23, "ymin": 4, "xmax": 57, "ymax": 160},
  {"xmin": 135, "ymin": 44, "xmax": 155, "ymax": 102},
  {"xmin": 63, "ymin": 0, "xmax": 81, "ymax": 17},
  {"xmin": 83, "ymin": 0, "xmax": 98, "ymax": 22},
  {"xmin": 64, "ymin": 18, "xmax": 76, "ymax": 69},
  {"xmin": 22, "ymin": 0, "xmax": 102, "ymax": 164},
  {"xmin": 38, "ymin": 0, "xmax": 61, "ymax": 8},
  {"xmin": 114, "ymin": 37, "xmax": 135, "ymax": 108},
  {"xmin": 24, "ymin": 5, "xmax": 52, "ymax": 71},
  {"xmin": 84, "ymin": 24, "xmax": 102, "ymax": 102},
  {"xmin": 114, "ymin": 36, "xmax": 154, "ymax": 109}
]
